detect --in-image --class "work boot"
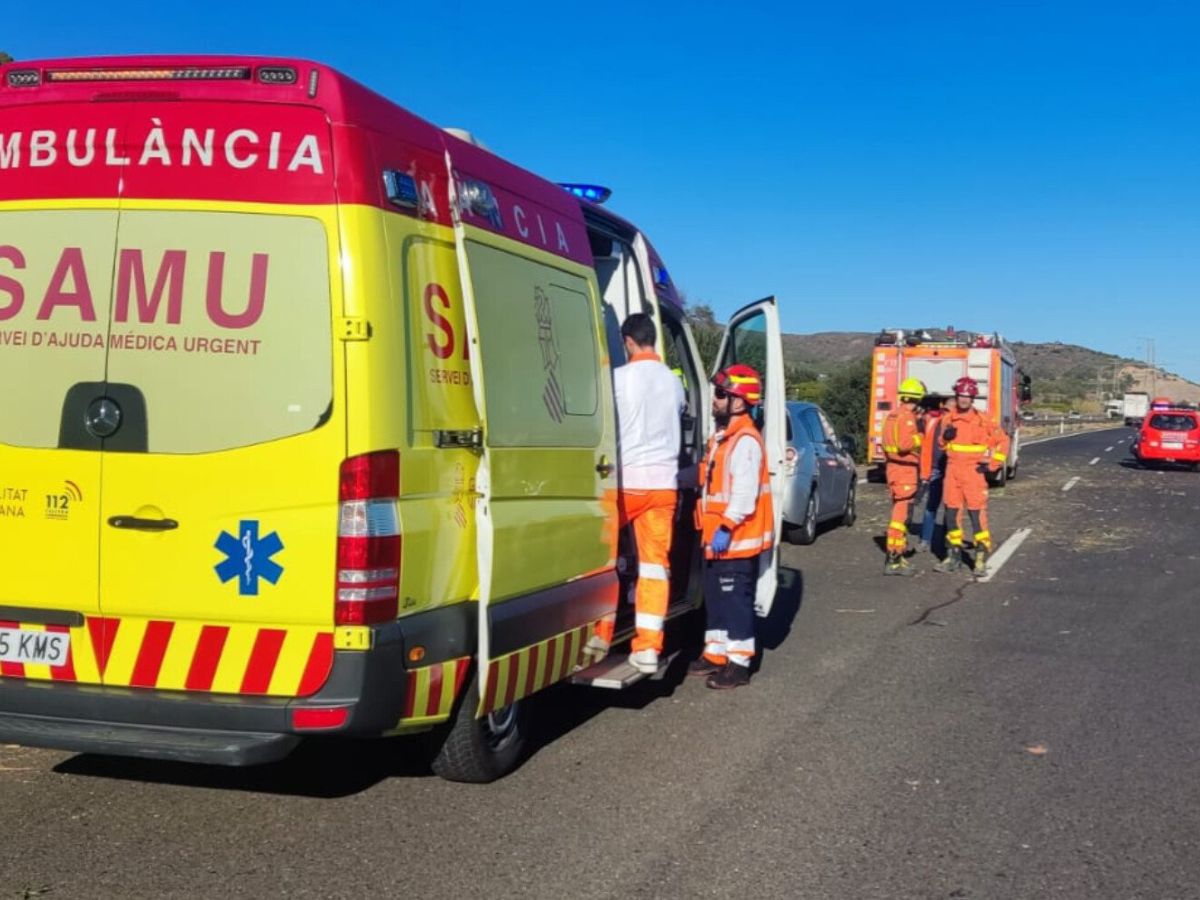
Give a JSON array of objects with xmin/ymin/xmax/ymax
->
[
  {"xmin": 628, "ymin": 648, "xmax": 660, "ymax": 674},
  {"xmin": 934, "ymin": 546, "xmax": 963, "ymax": 574},
  {"xmin": 916, "ymin": 540, "xmax": 930, "ymax": 554},
  {"xmin": 706, "ymin": 662, "xmax": 751, "ymax": 690},
  {"xmin": 973, "ymin": 546, "xmax": 989, "ymax": 577},
  {"xmin": 883, "ymin": 553, "xmax": 916, "ymax": 576},
  {"xmin": 687, "ymin": 656, "xmax": 724, "ymax": 678}
]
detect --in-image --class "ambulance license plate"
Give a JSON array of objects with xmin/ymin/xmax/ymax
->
[{"xmin": 0, "ymin": 627, "xmax": 71, "ymax": 667}]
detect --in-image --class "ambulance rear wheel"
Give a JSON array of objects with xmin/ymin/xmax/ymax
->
[{"xmin": 430, "ymin": 669, "xmax": 528, "ymax": 783}]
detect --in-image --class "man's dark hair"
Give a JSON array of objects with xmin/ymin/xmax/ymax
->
[{"xmin": 621, "ymin": 313, "xmax": 657, "ymax": 348}]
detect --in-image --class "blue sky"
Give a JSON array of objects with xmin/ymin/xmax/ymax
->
[{"xmin": 9, "ymin": 1, "xmax": 1200, "ymax": 380}]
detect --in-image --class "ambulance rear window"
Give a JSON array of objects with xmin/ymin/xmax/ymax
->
[{"xmin": 0, "ymin": 208, "xmax": 333, "ymax": 453}]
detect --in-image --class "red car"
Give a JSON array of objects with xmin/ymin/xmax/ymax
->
[{"xmin": 1133, "ymin": 408, "xmax": 1200, "ymax": 469}]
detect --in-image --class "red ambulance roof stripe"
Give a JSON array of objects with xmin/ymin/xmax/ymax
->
[
  {"xmin": 0, "ymin": 55, "xmax": 599, "ymax": 267},
  {"xmin": 47, "ymin": 624, "xmax": 77, "ymax": 682},
  {"xmin": 239, "ymin": 628, "xmax": 287, "ymax": 694},
  {"xmin": 129, "ymin": 620, "xmax": 175, "ymax": 687},
  {"xmin": 295, "ymin": 631, "xmax": 334, "ymax": 697},
  {"xmin": 184, "ymin": 624, "xmax": 230, "ymax": 691},
  {"xmin": 86, "ymin": 616, "xmax": 120, "ymax": 676}
]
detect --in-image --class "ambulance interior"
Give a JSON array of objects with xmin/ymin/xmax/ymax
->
[{"xmin": 588, "ymin": 225, "xmax": 704, "ymax": 620}]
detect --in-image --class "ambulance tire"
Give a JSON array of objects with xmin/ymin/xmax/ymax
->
[
  {"xmin": 987, "ymin": 466, "xmax": 1007, "ymax": 489},
  {"xmin": 430, "ymin": 668, "xmax": 528, "ymax": 783}
]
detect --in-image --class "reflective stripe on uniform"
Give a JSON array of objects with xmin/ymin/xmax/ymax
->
[
  {"xmin": 729, "ymin": 532, "xmax": 772, "ymax": 553},
  {"xmin": 947, "ymin": 443, "xmax": 988, "ymax": 453},
  {"xmin": 889, "ymin": 520, "xmax": 907, "ymax": 532},
  {"xmin": 727, "ymin": 638, "xmax": 755, "ymax": 666},
  {"xmin": 635, "ymin": 612, "xmax": 665, "ymax": 632},
  {"xmin": 638, "ymin": 562, "xmax": 669, "ymax": 581},
  {"xmin": 947, "ymin": 528, "xmax": 963, "ymax": 546},
  {"xmin": 974, "ymin": 531, "xmax": 990, "ymax": 542},
  {"xmin": 992, "ymin": 452, "xmax": 1007, "ymax": 462}
]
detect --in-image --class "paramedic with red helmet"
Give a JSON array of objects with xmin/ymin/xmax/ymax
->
[
  {"xmin": 934, "ymin": 376, "xmax": 1010, "ymax": 576},
  {"xmin": 688, "ymin": 364, "xmax": 774, "ymax": 690}
]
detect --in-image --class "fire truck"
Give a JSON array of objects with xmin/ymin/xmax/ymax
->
[{"xmin": 868, "ymin": 327, "xmax": 1031, "ymax": 485}]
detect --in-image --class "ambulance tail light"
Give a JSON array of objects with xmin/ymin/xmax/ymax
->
[{"xmin": 336, "ymin": 451, "xmax": 401, "ymax": 627}]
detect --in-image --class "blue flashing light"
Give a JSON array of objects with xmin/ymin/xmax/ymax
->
[
  {"xmin": 559, "ymin": 183, "xmax": 612, "ymax": 204},
  {"xmin": 653, "ymin": 266, "xmax": 670, "ymax": 287}
]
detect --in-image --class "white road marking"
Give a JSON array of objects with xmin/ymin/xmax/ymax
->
[
  {"xmin": 1089, "ymin": 457, "xmax": 1100, "ymax": 465},
  {"xmin": 1062, "ymin": 477, "xmax": 1080, "ymax": 492},
  {"xmin": 978, "ymin": 527, "xmax": 1032, "ymax": 583},
  {"xmin": 858, "ymin": 477, "xmax": 868, "ymax": 485},
  {"xmin": 1105, "ymin": 446, "xmax": 1114, "ymax": 452}
]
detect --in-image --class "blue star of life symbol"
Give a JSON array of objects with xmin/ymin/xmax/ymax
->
[{"xmin": 214, "ymin": 519, "xmax": 284, "ymax": 596}]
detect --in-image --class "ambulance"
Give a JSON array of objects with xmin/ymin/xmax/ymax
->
[
  {"xmin": 0, "ymin": 56, "xmax": 786, "ymax": 782},
  {"xmin": 868, "ymin": 327, "xmax": 1031, "ymax": 485}
]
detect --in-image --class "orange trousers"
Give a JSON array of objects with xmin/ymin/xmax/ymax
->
[
  {"xmin": 943, "ymin": 463, "xmax": 991, "ymax": 550},
  {"xmin": 885, "ymin": 461, "xmax": 918, "ymax": 555},
  {"xmin": 594, "ymin": 489, "xmax": 676, "ymax": 653}
]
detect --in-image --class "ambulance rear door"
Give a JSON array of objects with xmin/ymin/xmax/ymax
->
[
  {"xmin": 712, "ymin": 297, "xmax": 786, "ymax": 617},
  {"xmin": 0, "ymin": 102, "xmax": 122, "ymax": 686}
]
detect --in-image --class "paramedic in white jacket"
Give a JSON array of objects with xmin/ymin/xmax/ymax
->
[{"xmin": 591, "ymin": 313, "xmax": 686, "ymax": 673}]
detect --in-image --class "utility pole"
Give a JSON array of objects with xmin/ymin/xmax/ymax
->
[{"xmin": 1139, "ymin": 337, "xmax": 1157, "ymax": 396}]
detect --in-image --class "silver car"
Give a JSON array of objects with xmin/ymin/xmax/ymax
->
[{"xmin": 782, "ymin": 401, "xmax": 857, "ymax": 544}]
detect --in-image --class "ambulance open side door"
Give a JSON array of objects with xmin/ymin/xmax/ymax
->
[
  {"xmin": 445, "ymin": 152, "xmax": 619, "ymax": 711},
  {"xmin": 712, "ymin": 297, "xmax": 787, "ymax": 618}
]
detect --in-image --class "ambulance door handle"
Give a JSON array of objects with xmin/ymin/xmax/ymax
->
[
  {"xmin": 108, "ymin": 515, "xmax": 179, "ymax": 531},
  {"xmin": 595, "ymin": 456, "xmax": 615, "ymax": 478}
]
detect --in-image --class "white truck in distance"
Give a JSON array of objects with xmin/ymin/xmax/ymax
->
[{"xmin": 1123, "ymin": 392, "xmax": 1150, "ymax": 426}]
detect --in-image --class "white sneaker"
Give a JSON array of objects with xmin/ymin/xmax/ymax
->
[
  {"xmin": 583, "ymin": 635, "xmax": 609, "ymax": 661},
  {"xmin": 628, "ymin": 649, "xmax": 660, "ymax": 674}
]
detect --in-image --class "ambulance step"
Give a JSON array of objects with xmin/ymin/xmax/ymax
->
[{"xmin": 570, "ymin": 652, "xmax": 679, "ymax": 689}]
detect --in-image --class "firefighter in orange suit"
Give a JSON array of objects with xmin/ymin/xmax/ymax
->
[
  {"xmin": 590, "ymin": 313, "xmax": 686, "ymax": 674},
  {"xmin": 687, "ymin": 364, "xmax": 774, "ymax": 690},
  {"xmin": 881, "ymin": 378, "xmax": 926, "ymax": 575},
  {"xmin": 934, "ymin": 376, "xmax": 1010, "ymax": 576}
]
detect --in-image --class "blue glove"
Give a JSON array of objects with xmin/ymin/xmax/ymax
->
[
  {"xmin": 942, "ymin": 425, "xmax": 958, "ymax": 441},
  {"xmin": 976, "ymin": 462, "xmax": 990, "ymax": 475},
  {"xmin": 710, "ymin": 527, "xmax": 732, "ymax": 554}
]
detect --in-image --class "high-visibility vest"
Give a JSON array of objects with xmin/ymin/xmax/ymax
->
[
  {"xmin": 695, "ymin": 414, "xmax": 774, "ymax": 560},
  {"xmin": 882, "ymin": 407, "xmax": 922, "ymax": 465},
  {"xmin": 919, "ymin": 413, "xmax": 946, "ymax": 480}
]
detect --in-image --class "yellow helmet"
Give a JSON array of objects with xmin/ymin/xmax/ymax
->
[{"xmin": 898, "ymin": 377, "xmax": 926, "ymax": 401}]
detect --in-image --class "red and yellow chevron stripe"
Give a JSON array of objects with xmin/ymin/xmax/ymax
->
[
  {"xmin": 397, "ymin": 657, "xmax": 471, "ymax": 727},
  {"xmin": 477, "ymin": 621, "xmax": 593, "ymax": 717},
  {"xmin": 0, "ymin": 616, "xmax": 333, "ymax": 697}
]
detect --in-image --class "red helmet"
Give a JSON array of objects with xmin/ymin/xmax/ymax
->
[
  {"xmin": 953, "ymin": 376, "xmax": 979, "ymax": 398},
  {"xmin": 712, "ymin": 364, "xmax": 763, "ymax": 405}
]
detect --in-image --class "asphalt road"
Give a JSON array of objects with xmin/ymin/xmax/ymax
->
[{"xmin": 4, "ymin": 425, "xmax": 1199, "ymax": 899}]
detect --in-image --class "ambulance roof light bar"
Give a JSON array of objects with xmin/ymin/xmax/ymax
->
[{"xmin": 559, "ymin": 183, "xmax": 613, "ymax": 204}]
